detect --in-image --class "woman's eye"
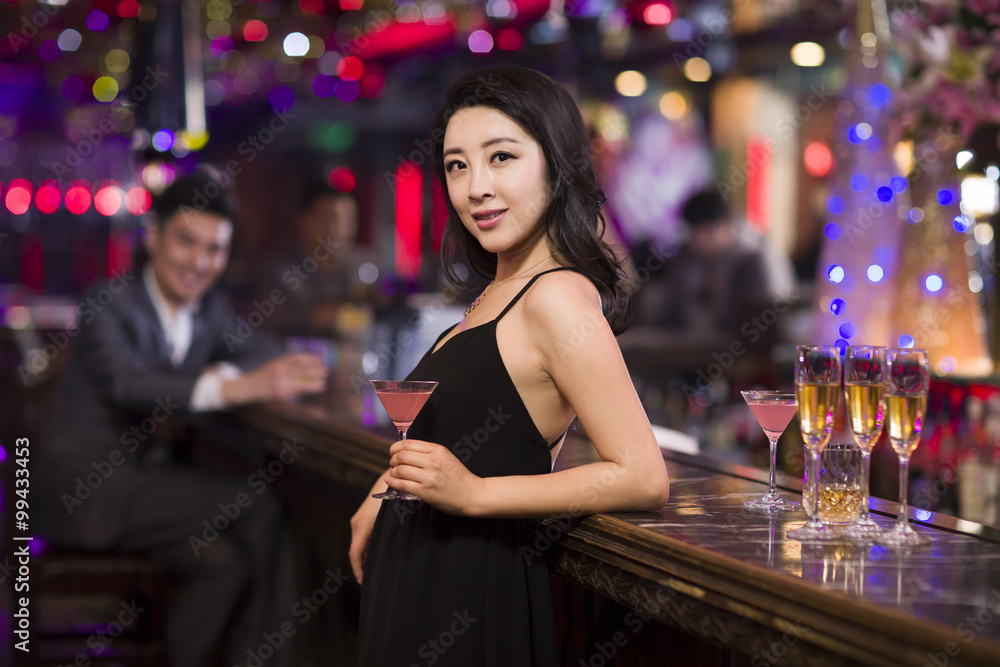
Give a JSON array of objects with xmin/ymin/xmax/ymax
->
[
  {"xmin": 493, "ymin": 152, "xmax": 513, "ymax": 163},
  {"xmin": 445, "ymin": 160, "xmax": 465, "ymax": 172}
]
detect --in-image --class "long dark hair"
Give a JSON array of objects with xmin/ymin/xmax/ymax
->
[{"xmin": 431, "ymin": 67, "xmax": 634, "ymax": 334}]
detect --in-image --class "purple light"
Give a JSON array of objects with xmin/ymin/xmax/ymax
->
[
  {"xmin": 151, "ymin": 129, "xmax": 174, "ymax": 152},
  {"xmin": 851, "ymin": 174, "xmax": 867, "ymax": 192},
  {"xmin": 869, "ymin": 83, "xmax": 891, "ymax": 108},
  {"xmin": 876, "ymin": 186, "xmax": 893, "ymax": 203},
  {"xmin": 830, "ymin": 298, "xmax": 845, "ymax": 315},
  {"xmin": 898, "ymin": 334, "xmax": 915, "ymax": 348},
  {"xmin": 937, "ymin": 188, "xmax": 954, "ymax": 206},
  {"xmin": 312, "ymin": 74, "xmax": 336, "ymax": 98},
  {"xmin": 334, "ymin": 79, "xmax": 360, "ymax": 103},
  {"xmin": 210, "ymin": 36, "xmax": 236, "ymax": 58},
  {"xmin": 953, "ymin": 215, "xmax": 972, "ymax": 232},
  {"xmin": 847, "ymin": 126, "xmax": 862, "ymax": 144},
  {"xmin": 61, "ymin": 76, "xmax": 86, "ymax": 101},
  {"xmin": 86, "ymin": 10, "xmax": 110, "ymax": 32},
  {"xmin": 824, "ymin": 223, "xmax": 842, "ymax": 240},
  {"xmin": 468, "ymin": 30, "xmax": 494, "ymax": 54},
  {"xmin": 39, "ymin": 39, "xmax": 61, "ymax": 61},
  {"xmin": 268, "ymin": 86, "xmax": 296, "ymax": 112},
  {"xmin": 838, "ymin": 322, "xmax": 855, "ymax": 339},
  {"xmin": 0, "ymin": 443, "xmax": 7, "ymax": 463},
  {"xmin": 890, "ymin": 176, "xmax": 907, "ymax": 193},
  {"xmin": 827, "ymin": 196, "xmax": 845, "ymax": 215},
  {"xmin": 873, "ymin": 246, "xmax": 893, "ymax": 264},
  {"xmin": 834, "ymin": 339, "xmax": 849, "ymax": 353}
]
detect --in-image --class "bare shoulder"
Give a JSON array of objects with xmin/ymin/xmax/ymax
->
[{"xmin": 521, "ymin": 269, "xmax": 605, "ymax": 338}]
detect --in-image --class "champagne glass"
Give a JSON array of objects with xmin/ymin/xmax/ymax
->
[
  {"xmin": 369, "ymin": 380, "xmax": 439, "ymax": 500},
  {"xmin": 788, "ymin": 345, "xmax": 842, "ymax": 541},
  {"xmin": 843, "ymin": 346, "xmax": 887, "ymax": 539},
  {"xmin": 876, "ymin": 349, "xmax": 931, "ymax": 548},
  {"xmin": 741, "ymin": 391, "xmax": 799, "ymax": 513}
]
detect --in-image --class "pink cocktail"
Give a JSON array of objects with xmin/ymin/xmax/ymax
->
[
  {"xmin": 742, "ymin": 390, "xmax": 799, "ymax": 513},
  {"xmin": 370, "ymin": 380, "xmax": 439, "ymax": 500}
]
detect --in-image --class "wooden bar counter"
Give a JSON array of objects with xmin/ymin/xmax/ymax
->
[{"xmin": 215, "ymin": 391, "xmax": 1000, "ymax": 667}]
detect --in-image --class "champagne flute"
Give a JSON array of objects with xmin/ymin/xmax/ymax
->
[
  {"xmin": 369, "ymin": 380, "xmax": 439, "ymax": 500},
  {"xmin": 741, "ymin": 391, "xmax": 799, "ymax": 513},
  {"xmin": 788, "ymin": 345, "xmax": 842, "ymax": 541},
  {"xmin": 876, "ymin": 349, "xmax": 931, "ymax": 548},
  {"xmin": 843, "ymin": 346, "xmax": 887, "ymax": 539}
]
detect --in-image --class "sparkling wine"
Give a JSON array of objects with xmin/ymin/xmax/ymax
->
[
  {"xmin": 375, "ymin": 389, "xmax": 435, "ymax": 429},
  {"xmin": 796, "ymin": 382, "xmax": 839, "ymax": 449},
  {"xmin": 885, "ymin": 393, "xmax": 927, "ymax": 456},
  {"xmin": 845, "ymin": 382, "xmax": 884, "ymax": 450},
  {"xmin": 747, "ymin": 402, "xmax": 798, "ymax": 439},
  {"xmin": 803, "ymin": 483, "xmax": 863, "ymax": 524}
]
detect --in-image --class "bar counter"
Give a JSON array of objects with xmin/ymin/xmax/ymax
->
[{"xmin": 219, "ymin": 392, "xmax": 1000, "ymax": 667}]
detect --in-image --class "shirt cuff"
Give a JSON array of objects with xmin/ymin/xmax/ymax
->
[{"xmin": 190, "ymin": 363, "xmax": 243, "ymax": 412}]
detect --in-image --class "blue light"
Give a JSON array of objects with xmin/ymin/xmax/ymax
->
[
  {"xmin": 868, "ymin": 136, "xmax": 883, "ymax": 152},
  {"xmin": 890, "ymin": 176, "xmax": 907, "ymax": 193},
  {"xmin": 868, "ymin": 83, "xmax": 891, "ymax": 108},
  {"xmin": 851, "ymin": 174, "xmax": 867, "ymax": 191},
  {"xmin": 824, "ymin": 223, "xmax": 842, "ymax": 240},
  {"xmin": 151, "ymin": 129, "xmax": 174, "ymax": 152},
  {"xmin": 839, "ymin": 322, "xmax": 855, "ymax": 339},
  {"xmin": 867, "ymin": 264, "xmax": 884, "ymax": 282},
  {"xmin": 828, "ymin": 265, "xmax": 845, "ymax": 283},
  {"xmin": 873, "ymin": 246, "xmax": 892, "ymax": 264},
  {"xmin": 953, "ymin": 215, "xmax": 972, "ymax": 232},
  {"xmin": 914, "ymin": 509, "xmax": 933, "ymax": 521},
  {"xmin": 830, "ymin": 298, "xmax": 845, "ymax": 315},
  {"xmin": 937, "ymin": 189, "xmax": 954, "ymax": 206},
  {"xmin": 834, "ymin": 339, "xmax": 849, "ymax": 353},
  {"xmin": 925, "ymin": 274, "xmax": 943, "ymax": 292},
  {"xmin": 827, "ymin": 196, "xmax": 845, "ymax": 215},
  {"xmin": 941, "ymin": 356, "xmax": 957, "ymax": 373},
  {"xmin": 906, "ymin": 208, "xmax": 924, "ymax": 224},
  {"xmin": 876, "ymin": 186, "xmax": 893, "ymax": 203},
  {"xmin": 847, "ymin": 126, "xmax": 862, "ymax": 144},
  {"xmin": 898, "ymin": 334, "xmax": 915, "ymax": 348}
]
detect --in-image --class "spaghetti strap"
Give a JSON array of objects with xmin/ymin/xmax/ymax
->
[{"xmin": 495, "ymin": 267, "xmax": 576, "ymax": 321}]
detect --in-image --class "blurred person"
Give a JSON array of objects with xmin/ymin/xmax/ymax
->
[
  {"xmin": 634, "ymin": 188, "xmax": 792, "ymax": 343},
  {"xmin": 349, "ymin": 68, "xmax": 670, "ymax": 666},
  {"xmin": 260, "ymin": 183, "xmax": 379, "ymax": 339},
  {"xmin": 33, "ymin": 167, "xmax": 328, "ymax": 667}
]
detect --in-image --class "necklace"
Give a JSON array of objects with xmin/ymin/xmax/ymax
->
[{"xmin": 465, "ymin": 255, "xmax": 551, "ymax": 317}]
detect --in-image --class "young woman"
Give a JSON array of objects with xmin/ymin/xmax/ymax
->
[{"xmin": 350, "ymin": 67, "xmax": 670, "ymax": 666}]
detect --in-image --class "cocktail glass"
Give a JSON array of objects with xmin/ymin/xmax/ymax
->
[
  {"xmin": 741, "ymin": 391, "xmax": 799, "ymax": 513},
  {"xmin": 788, "ymin": 345, "xmax": 842, "ymax": 542},
  {"xmin": 875, "ymin": 349, "xmax": 931, "ymax": 548},
  {"xmin": 369, "ymin": 380, "xmax": 439, "ymax": 500},
  {"xmin": 843, "ymin": 345, "xmax": 887, "ymax": 539}
]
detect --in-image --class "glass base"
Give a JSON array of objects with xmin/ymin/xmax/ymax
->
[
  {"xmin": 372, "ymin": 487, "xmax": 420, "ymax": 501},
  {"xmin": 874, "ymin": 524, "xmax": 930, "ymax": 548},
  {"xmin": 744, "ymin": 492, "xmax": 799, "ymax": 514},
  {"xmin": 787, "ymin": 521, "xmax": 845, "ymax": 542},
  {"xmin": 843, "ymin": 516, "xmax": 882, "ymax": 540}
]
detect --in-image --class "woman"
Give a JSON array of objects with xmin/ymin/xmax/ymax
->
[{"xmin": 350, "ymin": 67, "xmax": 670, "ymax": 666}]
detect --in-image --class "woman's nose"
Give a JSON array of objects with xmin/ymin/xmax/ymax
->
[{"xmin": 468, "ymin": 166, "xmax": 494, "ymax": 201}]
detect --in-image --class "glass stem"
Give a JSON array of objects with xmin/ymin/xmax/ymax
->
[
  {"xmin": 860, "ymin": 450, "xmax": 872, "ymax": 522},
  {"xmin": 897, "ymin": 454, "xmax": 911, "ymax": 531},
  {"xmin": 767, "ymin": 436, "xmax": 779, "ymax": 494},
  {"xmin": 810, "ymin": 448, "xmax": 823, "ymax": 527}
]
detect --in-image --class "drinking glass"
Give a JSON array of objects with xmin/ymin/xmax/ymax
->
[
  {"xmin": 788, "ymin": 345, "xmax": 842, "ymax": 542},
  {"xmin": 876, "ymin": 349, "xmax": 931, "ymax": 548},
  {"xmin": 843, "ymin": 345, "xmax": 887, "ymax": 539},
  {"xmin": 369, "ymin": 380, "xmax": 439, "ymax": 500},
  {"xmin": 802, "ymin": 443, "xmax": 863, "ymax": 527},
  {"xmin": 741, "ymin": 391, "xmax": 799, "ymax": 513}
]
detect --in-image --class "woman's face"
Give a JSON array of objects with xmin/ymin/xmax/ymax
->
[{"xmin": 442, "ymin": 106, "xmax": 550, "ymax": 256}]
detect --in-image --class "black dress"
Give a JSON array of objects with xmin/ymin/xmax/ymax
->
[{"xmin": 358, "ymin": 268, "xmax": 572, "ymax": 667}]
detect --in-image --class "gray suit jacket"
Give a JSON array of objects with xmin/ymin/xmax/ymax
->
[{"xmin": 34, "ymin": 275, "xmax": 282, "ymax": 549}]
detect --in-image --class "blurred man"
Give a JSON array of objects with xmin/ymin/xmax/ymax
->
[{"xmin": 34, "ymin": 167, "xmax": 327, "ymax": 667}]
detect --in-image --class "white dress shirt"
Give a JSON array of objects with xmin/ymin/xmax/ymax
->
[{"xmin": 143, "ymin": 265, "xmax": 241, "ymax": 412}]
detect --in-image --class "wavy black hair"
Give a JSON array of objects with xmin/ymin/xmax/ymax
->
[{"xmin": 431, "ymin": 67, "xmax": 634, "ymax": 335}]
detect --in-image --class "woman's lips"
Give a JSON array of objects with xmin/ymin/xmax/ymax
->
[{"xmin": 472, "ymin": 209, "xmax": 506, "ymax": 229}]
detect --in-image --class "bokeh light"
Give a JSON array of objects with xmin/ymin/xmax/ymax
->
[
  {"xmin": 924, "ymin": 274, "xmax": 943, "ymax": 292},
  {"xmin": 93, "ymin": 76, "xmax": 119, "ymax": 102},
  {"xmin": 828, "ymin": 265, "xmax": 845, "ymax": 283},
  {"xmin": 125, "ymin": 187, "xmax": 151, "ymax": 215},
  {"xmin": 5, "ymin": 179, "xmax": 33, "ymax": 215},
  {"xmin": 94, "ymin": 183, "xmax": 123, "ymax": 216},
  {"xmin": 898, "ymin": 334, "xmax": 915, "ymax": 348},
  {"xmin": 35, "ymin": 181, "xmax": 61, "ymax": 214},
  {"xmin": 867, "ymin": 264, "xmax": 884, "ymax": 282},
  {"xmin": 65, "ymin": 182, "xmax": 92, "ymax": 215},
  {"xmin": 830, "ymin": 298, "xmax": 845, "ymax": 315},
  {"xmin": 468, "ymin": 30, "xmax": 494, "ymax": 54},
  {"xmin": 86, "ymin": 10, "xmax": 110, "ymax": 32}
]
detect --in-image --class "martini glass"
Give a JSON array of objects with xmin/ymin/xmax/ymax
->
[
  {"xmin": 788, "ymin": 345, "xmax": 842, "ymax": 542},
  {"xmin": 741, "ymin": 391, "xmax": 799, "ymax": 513},
  {"xmin": 369, "ymin": 380, "xmax": 439, "ymax": 500}
]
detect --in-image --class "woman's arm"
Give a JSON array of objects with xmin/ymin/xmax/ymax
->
[{"xmin": 386, "ymin": 272, "xmax": 669, "ymax": 518}]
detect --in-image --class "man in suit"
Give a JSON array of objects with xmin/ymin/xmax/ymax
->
[{"xmin": 34, "ymin": 168, "xmax": 328, "ymax": 667}]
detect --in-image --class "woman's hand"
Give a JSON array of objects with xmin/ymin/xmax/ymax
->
[
  {"xmin": 349, "ymin": 487, "xmax": 384, "ymax": 584},
  {"xmin": 387, "ymin": 440, "xmax": 484, "ymax": 516}
]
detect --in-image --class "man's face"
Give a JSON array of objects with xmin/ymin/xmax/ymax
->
[
  {"xmin": 145, "ymin": 210, "xmax": 232, "ymax": 309},
  {"xmin": 298, "ymin": 195, "xmax": 358, "ymax": 259}
]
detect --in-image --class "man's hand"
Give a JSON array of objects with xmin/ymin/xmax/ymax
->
[{"xmin": 222, "ymin": 352, "xmax": 328, "ymax": 404}]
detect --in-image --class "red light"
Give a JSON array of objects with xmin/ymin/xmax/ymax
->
[
  {"xmin": 35, "ymin": 181, "xmax": 61, "ymax": 214},
  {"xmin": 117, "ymin": 0, "xmax": 140, "ymax": 18},
  {"xmin": 107, "ymin": 230, "xmax": 133, "ymax": 277},
  {"xmin": 643, "ymin": 3, "xmax": 672, "ymax": 25},
  {"xmin": 299, "ymin": 0, "xmax": 324, "ymax": 13},
  {"xmin": 65, "ymin": 182, "xmax": 93, "ymax": 215},
  {"xmin": 394, "ymin": 162, "xmax": 423, "ymax": 280},
  {"xmin": 804, "ymin": 141, "xmax": 834, "ymax": 178},
  {"xmin": 95, "ymin": 185, "xmax": 123, "ymax": 216},
  {"xmin": 327, "ymin": 167, "xmax": 357, "ymax": 193},
  {"xmin": 360, "ymin": 74, "xmax": 385, "ymax": 99},
  {"xmin": 340, "ymin": 0, "xmax": 363, "ymax": 10},
  {"xmin": 337, "ymin": 56, "xmax": 365, "ymax": 81},
  {"xmin": 243, "ymin": 19, "xmax": 268, "ymax": 42},
  {"xmin": 497, "ymin": 29, "xmax": 522, "ymax": 51},
  {"xmin": 5, "ymin": 179, "xmax": 33, "ymax": 215},
  {"xmin": 125, "ymin": 186, "xmax": 152, "ymax": 215},
  {"xmin": 746, "ymin": 137, "xmax": 771, "ymax": 232}
]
